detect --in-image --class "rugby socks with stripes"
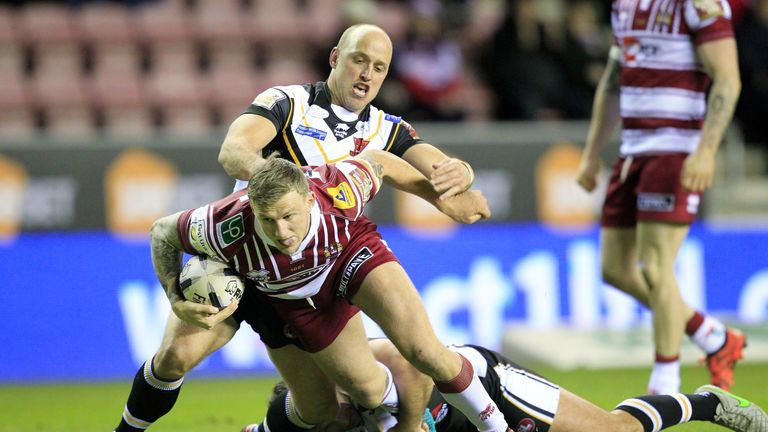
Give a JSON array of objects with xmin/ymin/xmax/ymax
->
[
  {"xmin": 615, "ymin": 392, "xmax": 719, "ymax": 432},
  {"xmin": 114, "ymin": 357, "xmax": 183, "ymax": 432},
  {"xmin": 434, "ymin": 353, "xmax": 508, "ymax": 432},
  {"xmin": 686, "ymin": 310, "xmax": 727, "ymax": 354}
]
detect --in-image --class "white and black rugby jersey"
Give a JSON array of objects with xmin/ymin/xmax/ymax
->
[{"xmin": 245, "ymin": 80, "xmax": 423, "ymax": 160}]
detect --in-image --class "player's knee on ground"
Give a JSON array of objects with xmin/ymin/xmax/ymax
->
[{"xmin": 152, "ymin": 347, "xmax": 199, "ymax": 379}]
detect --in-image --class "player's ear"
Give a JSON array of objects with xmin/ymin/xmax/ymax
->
[
  {"xmin": 329, "ymin": 47, "xmax": 339, "ymax": 68},
  {"xmin": 307, "ymin": 191, "xmax": 316, "ymax": 208}
]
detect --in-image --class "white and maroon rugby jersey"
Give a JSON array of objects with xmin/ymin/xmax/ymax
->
[
  {"xmin": 178, "ymin": 158, "xmax": 380, "ymax": 300},
  {"xmin": 612, "ymin": 0, "xmax": 733, "ymax": 156}
]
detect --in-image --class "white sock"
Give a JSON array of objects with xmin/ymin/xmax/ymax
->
[
  {"xmin": 648, "ymin": 360, "xmax": 681, "ymax": 395},
  {"xmin": 378, "ymin": 362, "xmax": 399, "ymax": 413},
  {"xmin": 691, "ymin": 316, "xmax": 727, "ymax": 354},
  {"xmin": 436, "ymin": 354, "xmax": 508, "ymax": 432}
]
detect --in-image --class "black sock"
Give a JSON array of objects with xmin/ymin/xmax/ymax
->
[
  {"xmin": 615, "ymin": 392, "xmax": 720, "ymax": 432},
  {"xmin": 114, "ymin": 358, "xmax": 184, "ymax": 432},
  {"xmin": 261, "ymin": 390, "xmax": 314, "ymax": 431}
]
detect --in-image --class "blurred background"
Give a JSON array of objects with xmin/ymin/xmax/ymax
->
[{"xmin": 1, "ymin": 0, "xmax": 767, "ymax": 383}]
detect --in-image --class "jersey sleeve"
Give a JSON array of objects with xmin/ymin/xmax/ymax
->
[
  {"xmin": 338, "ymin": 158, "xmax": 381, "ymax": 204},
  {"xmin": 176, "ymin": 190, "xmax": 252, "ymax": 259},
  {"xmin": 309, "ymin": 160, "xmax": 380, "ymax": 220},
  {"xmin": 685, "ymin": 0, "xmax": 734, "ymax": 45},
  {"xmin": 242, "ymin": 87, "xmax": 292, "ymax": 134},
  {"xmin": 384, "ymin": 116, "xmax": 425, "ymax": 157}
]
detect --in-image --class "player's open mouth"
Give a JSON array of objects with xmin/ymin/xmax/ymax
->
[{"xmin": 353, "ymin": 83, "xmax": 369, "ymax": 97}]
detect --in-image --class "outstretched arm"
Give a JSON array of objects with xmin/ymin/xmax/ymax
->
[
  {"xmin": 682, "ymin": 37, "xmax": 741, "ymax": 192},
  {"xmin": 356, "ymin": 150, "xmax": 490, "ymax": 223},
  {"xmin": 218, "ymin": 114, "xmax": 279, "ymax": 181},
  {"xmin": 401, "ymin": 143, "xmax": 475, "ymax": 200}
]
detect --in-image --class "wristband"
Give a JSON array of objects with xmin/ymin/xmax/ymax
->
[{"xmin": 460, "ymin": 160, "xmax": 475, "ymax": 191}]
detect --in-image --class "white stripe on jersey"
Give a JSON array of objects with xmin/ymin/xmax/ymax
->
[
  {"xmin": 495, "ymin": 363, "xmax": 559, "ymax": 424},
  {"xmin": 207, "ymin": 205, "xmax": 225, "ymax": 257},
  {"xmin": 620, "ymin": 127, "xmax": 702, "ymax": 155},
  {"xmin": 268, "ymin": 265, "xmax": 334, "ymax": 299},
  {"xmin": 621, "ymin": 87, "xmax": 706, "ymax": 120}
]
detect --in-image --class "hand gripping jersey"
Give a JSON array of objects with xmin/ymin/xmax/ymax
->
[
  {"xmin": 178, "ymin": 158, "xmax": 381, "ymax": 300},
  {"xmin": 233, "ymin": 81, "xmax": 423, "ymax": 190},
  {"xmin": 612, "ymin": 0, "xmax": 734, "ymax": 156}
]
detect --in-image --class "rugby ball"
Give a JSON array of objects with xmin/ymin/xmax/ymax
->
[{"xmin": 179, "ymin": 255, "xmax": 244, "ymax": 309}]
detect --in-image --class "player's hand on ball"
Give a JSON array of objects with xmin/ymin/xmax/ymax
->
[{"xmin": 172, "ymin": 299, "xmax": 239, "ymax": 330}]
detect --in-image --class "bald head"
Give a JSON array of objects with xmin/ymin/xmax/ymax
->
[
  {"xmin": 327, "ymin": 24, "xmax": 393, "ymax": 114},
  {"xmin": 336, "ymin": 24, "xmax": 392, "ymax": 57}
]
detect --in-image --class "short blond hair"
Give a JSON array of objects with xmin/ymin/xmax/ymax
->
[{"xmin": 247, "ymin": 154, "xmax": 309, "ymax": 210}]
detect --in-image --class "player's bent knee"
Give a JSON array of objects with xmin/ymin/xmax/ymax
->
[
  {"xmin": 153, "ymin": 347, "xmax": 199, "ymax": 378},
  {"xmin": 293, "ymin": 396, "xmax": 337, "ymax": 424},
  {"xmin": 341, "ymin": 376, "xmax": 388, "ymax": 409},
  {"xmin": 602, "ymin": 266, "xmax": 629, "ymax": 290}
]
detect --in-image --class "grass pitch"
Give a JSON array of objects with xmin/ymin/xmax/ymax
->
[{"xmin": 0, "ymin": 363, "xmax": 766, "ymax": 432}]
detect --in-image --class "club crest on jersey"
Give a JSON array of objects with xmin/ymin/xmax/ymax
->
[
  {"xmin": 253, "ymin": 88, "xmax": 285, "ymax": 109},
  {"xmin": 350, "ymin": 137, "xmax": 370, "ymax": 156},
  {"xmin": 246, "ymin": 269, "xmax": 270, "ymax": 282},
  {"xmin": 217, "ymin": 213, "xmax": 245, "ymax": 247},
  {"xmin": 333, "ymin": 123, "xmax": 351, "ymax": 139},
  {"xmin": 327, "ymin": 182, "xmax": 356, "ymax": 209},
  {"xmin": 324, "ymin": 242, "xmax": 344, "ymax": 258}
]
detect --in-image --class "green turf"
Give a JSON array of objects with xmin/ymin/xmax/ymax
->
[{"xmin": 0, "ymin": 363, "xmax": 765, "ymax": 432}]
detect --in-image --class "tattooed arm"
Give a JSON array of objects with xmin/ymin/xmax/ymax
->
[
  {"xmin": 149, "ymin": 212, "xmax": 186, "ymax": 304},
  {"xmin": 150, "ymin": 212, "xmax": 233, "ymax": 329},
  {"xmin": 577, "ymin": 45, "xmax": 623, "ymax": 193},
  {"xmin": 682, "ymin": 38, "xmax": 742, "ymax": 192},
  {"xmin": 356, "ymin": 150, "xmax": 490, "ymax": 223}
]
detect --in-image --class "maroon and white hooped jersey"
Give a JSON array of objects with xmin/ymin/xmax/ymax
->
[
  {"xmin": 177, "ymin": 158, "xmax": 381, "ymax": 300},
  {"xmin": 612, "ymin": 0, "xmax": 733, "ymax": 156}
]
